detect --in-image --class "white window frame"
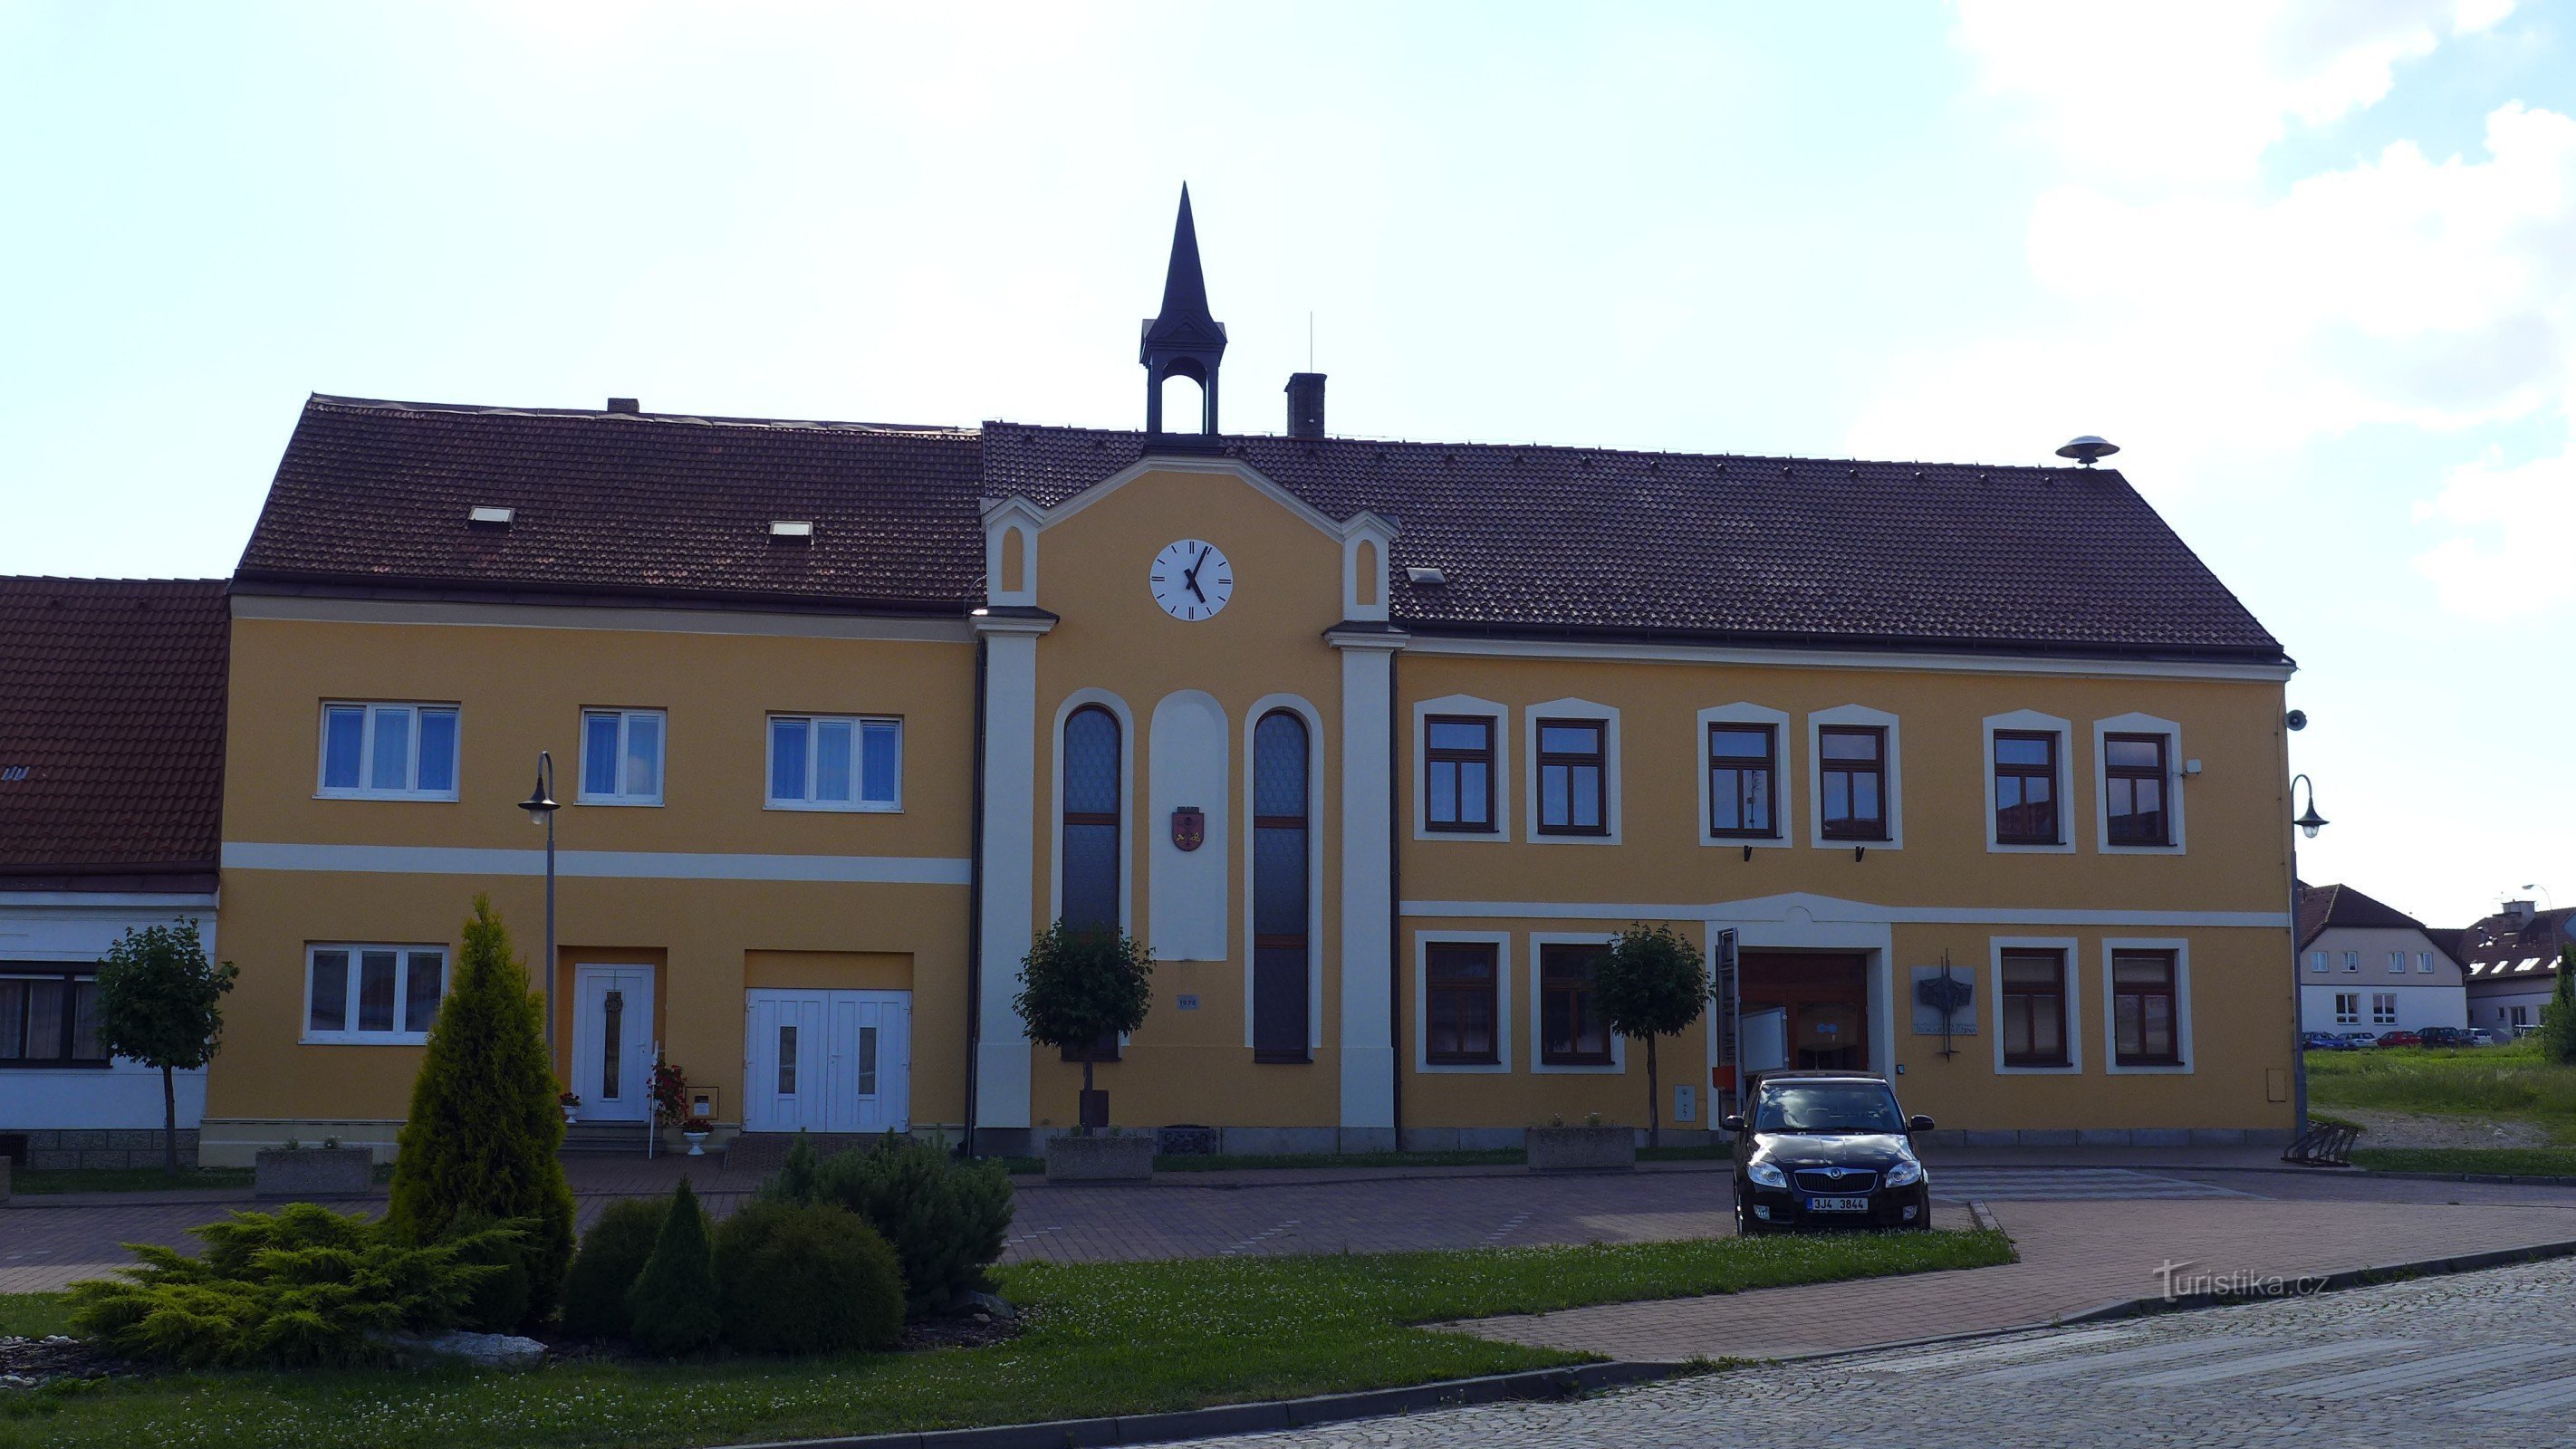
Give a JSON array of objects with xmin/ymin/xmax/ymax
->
[
  {"xmin": 2343, "ymin": 951, "xmax": 2360, "ymax": 973},
  {"xmin": 316, "ymin": 701, "xmax": 460, "ymax": 801},
  {"xmin": 1807, "ymin": 704, "xmax": 1903, "ymax": 849},
  {"xmin": 2100, "ymin": 936, "xmax": 2192, "ymax": 1074},
  {"xmin": 302, "ymin": 943, "xmax": 448, "ymax": 1044},
  {"xmin": 2388, "ymin": 951, "xmax": 2407, "ymax": 974},
  {"xmin": 1528, "ymin": 930, "xmax": 1626, "ymax": 1074},
  {"xmin": 1991, "ymin": 936, "xmax": 2083, "ymax": 1074},
  {"xmin": 2309, "ymin": 951, "xmax": 2330, "ymax": 974},
  {"xmin": 2335, "ymin": 993, "xmax": 2360, "ymax": 1025},
  {"xmin": 1414, "ymin": 931, "xmax": 1512, "ymax": 1073},
  {"xmin": 764, "ymin": 713, "xmax": 904, "ymax": 812},
  {"xmin": 1524, "ymin": 698, "xmax": 1620, "ymax": 846},
  {"xmin": 2092, "ymin": 712, "xmax": 2187, "ymax": 854},
  {"xmin": 2372, "ymin": 993, "xmax": 2398, "ymax": 1025},
  {"xmin": 1242, "ymin": 693, "xmax": 1328, "ymax": 1054},
  {"xmin": 1697, "ymin": 703, "xmax": 1793, "ymax": 849},
  {"xmin": 578, "ymin": 707, "xmax": 667, "ymax": 807},
  {"xmin": 1412, "ymin": 695, "xmax": 1510, "ymax": 842},
  {"xmin": 2418, "ymin": 952, "xmax": 2436, "ymax": 974},
  {"xmin": 1982, "ymin": 710, "xmax": 2075, "ymax": 854}
]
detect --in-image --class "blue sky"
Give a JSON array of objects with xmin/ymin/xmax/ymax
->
[{"xmin": 3, "ymin": 2, "xmax": 2569, "ymax": 926}]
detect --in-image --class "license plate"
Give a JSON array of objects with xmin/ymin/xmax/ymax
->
[{"xmin": 1805, "ymin": 1195, "xmax": 1870, "ymax": 1213}]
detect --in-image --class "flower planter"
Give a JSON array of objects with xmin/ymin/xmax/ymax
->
[
  {"xmin": 1525, "ymin": 1125, "xmax": 1636, "ymax": 1173},
  {"xmin": 682, "ymin": 1131, "xmax": 709, "ymax": 1156},
  {"xmin": 1043, "ymin": 1133, "xmax": 1155, "ymax": 1183},
  {"xmin": 255, "ymin": 1146, "xmax": 375, "ymax": 1199}
]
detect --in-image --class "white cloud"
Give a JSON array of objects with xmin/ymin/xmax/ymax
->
[{"xmin": 2412, "ymin": 422, "xmax": 2576, "ymax": 619}]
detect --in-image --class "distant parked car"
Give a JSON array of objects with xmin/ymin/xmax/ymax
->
[
  {"xmin": 2375, "ymin": 1030, "xmax": 2423, "ymax": 1048},
  {"xmin": 2302, "ymin": 1032, "xmax": 2350, "ymax": 1051},
  {"xmin": 2417, "ymin": 1026, "xmax": 2473, "ymax": 1048},
  {"xmin": 2467, "ymin": 1027, "xmax": 2505, "ymax": 1045},
  {"xmin": 2340, "ymin": 1032, "xmax": 2381, "ymax": 1048}
]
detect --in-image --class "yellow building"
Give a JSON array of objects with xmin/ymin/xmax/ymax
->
[{"xmin": 201, "ymin": 197, "xmax": 2300, "ymax": 1164}]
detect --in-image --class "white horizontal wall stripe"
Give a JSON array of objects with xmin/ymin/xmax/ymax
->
[
  {"xmin": 1401, "ymin": 897, "xmax": 2289, "ymax": 929},
  {"xmin": 223, "ymin": 841, "xmax": 970, "ymax": 886}
]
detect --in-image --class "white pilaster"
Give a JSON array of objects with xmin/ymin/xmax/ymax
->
[
  {"xmin": 1331, "ymin": 629, "xmax": 1406, "ymax": 1133},
  {"xmin": 975, "ymin": 617, "xmax": 1050, "ymax": 1132}
]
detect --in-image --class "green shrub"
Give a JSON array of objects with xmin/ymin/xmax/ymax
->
[
  {"xmin": 559, "ymin": 1197, "xmax": 670, "ymax": 1340},
  {"xmin": 758, "ymin": 1131, "xmax": 827, "ymax": 1205},
  {"xmin": 626, "ymin": 1179, "xmax": 720, "ymax": 1356},
  {"xmin": 441, "ymin": 1209, "xmax": 536, "ymax": 1334},
  {"xmin": 764, "ymin": 1131, "xmax": 1013, "ymax": 1317},
  {"xmin": 64, "ymin": 1204, "xmax": 514, "ymax": 1368},
  {"xmin": 385, "ymin": 896, "xmax": 577, "ymax": 1329},
  {"xmin": 712, "ymin": 1201, "xmax": 904, "ymax": 1354}
]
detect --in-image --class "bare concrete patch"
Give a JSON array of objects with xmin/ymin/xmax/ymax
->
[{"xmin": 2336, "ymin": 1108, "xmax": 2552, "ymax": 1150}]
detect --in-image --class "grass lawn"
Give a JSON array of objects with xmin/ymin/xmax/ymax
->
[
  {"xmin": 1002, "ymin": 1144, "xmax": 1733, "ymax": 1176},
  {"xmin": 0, "ymin": 1293, "xmax": 73, "ymax": 1338},
  {"xmin": 2350, "ymin": 1147, "xmax": 2576, "ymax": 1176},
  {"xmin": 2304, "ymin": 1041, "xmax": 2576, "ymax": 1140},
  {"xmin": 3, "ymin": 1166, "xmax": 255, "ymax": 1195},
  {"xmin": 0, "ymin": 1228, "xmax": 2010, "ymax": 1449}
]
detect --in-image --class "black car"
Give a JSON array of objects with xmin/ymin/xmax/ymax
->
[
  {"xmin": 1723, "ymin": 1071, "xmax": 1936, "ymax": 1233},
  {"xmin": 2417, "ymin": 1026, "xmax": 2473, "ymax": 1048}
]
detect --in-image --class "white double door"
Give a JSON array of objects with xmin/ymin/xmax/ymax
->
[
  {"xmin": 571, "ymin": 964, "xmax": 657, "ymax": 1122},
  {"xmin": 744, "ymin": 989, "xmax": 910, "ymax": 1134}
]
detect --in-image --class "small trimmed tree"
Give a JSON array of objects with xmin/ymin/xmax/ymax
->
[
  {"xmin": 627, "ymin": 1176, "xmax": 721, "ymax": 1356},
  {"xmin": 1013, "ymin": 921, "xmax": 1153, "ymax": 1132},
  {"xmin": 2543, "ymin": 946, "xmax": 2576, "ymax": 1065},
  {"xmin": 385, "ymin": 896, "xmax": 577, "ymax": 1327},
  {"xmin": 95, "ymin": 918, "xmax": 238, "ymax": 1173},
  {"xmin": 1595, "ymin": 923, "xmax": 1709, "ymax": 1148}
]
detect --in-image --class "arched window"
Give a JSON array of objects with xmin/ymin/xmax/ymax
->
[
  {"xmin": 1253, "ymin": 709, "xmax": 1311, "ymax": 1061},
  {"xmin": 1061, "ymin": 705, "xmax": 1122, "ymax": 936}
]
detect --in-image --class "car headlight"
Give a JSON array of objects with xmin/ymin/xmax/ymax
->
[
  {"xmin": 1748, "ymin": 1161, "xmax": 1788, "ymax": 1188},
  {"xmin": 1884, "ymin": 1157, "xmax": 1925, "ymax": 1188}
]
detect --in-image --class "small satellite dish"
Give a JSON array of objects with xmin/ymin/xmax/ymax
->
[{"xmin": 2056, "ymin": 436, "xmax": 2119, "ymax": 467}]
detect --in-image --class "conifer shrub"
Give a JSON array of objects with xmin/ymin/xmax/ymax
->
[
  {"xmin": 441, "ymin": 1208, "xmax": 537, "ymax": 1334},
  {"xmin": 761, "ymin": 1130, "xmax": 1013, "ymax": 1317},
  {"xmin": 711, "ymin": 1201, "xmax": 904, "ymax": 1355},
  {"xmin": 559, "ymin": 1196, "xmax": 671, "ymax": 1340},
  {"xmin": 626, "ymin": 1178, "xmax": 720, "ymax": 1357},
  {"xmin": 65, "ymin": 1204, "xmax": 514, "ymax": 1368},
  {"xmin": 385, "ymin": 895, "xmax": 578, "ymax": 1329}
]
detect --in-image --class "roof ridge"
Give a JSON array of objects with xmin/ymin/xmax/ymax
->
[{"xmin": 307, "ymin": 393, "xmax": 980, "ymax": 439}]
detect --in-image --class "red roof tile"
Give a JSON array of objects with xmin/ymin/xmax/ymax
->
[{"xmin": 0, "ymin": 577, "xmax": 228, "ymax": 888}]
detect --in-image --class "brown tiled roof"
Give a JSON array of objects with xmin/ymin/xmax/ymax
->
[
  {"xmin": 236, "ymin": 397, "xmax": 985, "ymax": 611},
  {"xmin": 2296, "ymin": 880, "xmax": 2439, "ymax": 950},
  {"xmin": 2457, "ymin": 907, "xmax": 2576, "ymax": 979},
  {"xmin": 0, "ymin": 577, "xmax": 229, "ymax": 888},
  {"xmin": 235, "ymin": 397, "xmax": 2283, "ymax": 662}
]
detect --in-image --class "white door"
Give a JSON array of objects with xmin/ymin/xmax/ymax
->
[
  {"xmin": 572, "ymin": 965, "xmax": 656, "ymax": 1122},
  {"xmin": 745, "ymin": 989, "xmax": 910, "ymax": 1133}
]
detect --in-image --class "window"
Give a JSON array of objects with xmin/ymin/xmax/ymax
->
[
  {"xmin": 2511, "ymin": 1005, "xmax": 2531, "ymax": 1028},
  {"xmin": 2343, "ymin": 952, "xmax": 2360, "ymax": 973},
  {"xmin": 0, "ymin": 968, "xmax": 105, "ymax": 1066},
  {"xmin": 319, "ymin": 703, "xmax": 458, "ymax": 799},
  {"xmin": 1424, "ymin": 715, "xmax": 1496, "ymax": 832},
  {"xmin": 1534, "ymin": 719, "xmax": 1607, "ymax": 836},
  {"xmin": 1818, "ymin": 725, "xmax": 1888, "ymax": 840},
  {"xmin": 2372, "ymin": 993, "xmax": 2398, "ymax": 1025},
  {"xmin": 776, "ymin": 1023, "xmax": 798, "ymax": 1095},
  {"xmin": 2309, "ymin": 951, "xmax": 2329, "ymax": 974},
  {"xmin": 2334, "ymin": 993, "xmax": 2360, "ymax": 1025},
  {"xmin": 767, "ymin": 715, "xmax": 900, "ymax": 811},
  {"xmin": 2388, "ymin": 951, "xmax": 2407, "ymax": 974},
  {"xmin": 580, "ymin": 709, "xmax": 665, "ymax": 805},
  {"xmin": 1992, "ymin": 732, "xmax": 2062, "ymax": 845},
  {"xmin": 1059, "ymin": 705, "xmax": 1123, "ymax": 1062},
  {"xmin": 2419, "ymin": 953, "xmax": 2436, "ymax": 974},
  {"xmin": 1706, "ymin": 724, "xmax": 1778, "ymax": 839},
  {"xmin": 2103, "ymin": 733, "xmax": 2172, "ymax": 846},
  {"xmin": 1425, "ymin": 943, "xmax": 1499, "ymax": 1065},
  {"xmin": 1252, "ymin": 710, "xmax": 1312, "ymax": 1062},
  {"xmin": 304, "ymin": 945, "xmax": 447, "ymax": 1043},
  {"xmin": 2111, "ymin": 950, "xmax": 2181, "ymax": 1065},
  {"xmin": 1539, "ymin": 944, "xmax": 1611, "ymax": 1066},
  {"xmin": 2000, "ymin": 949, "xmax": 2069, "ymax": 1067}
]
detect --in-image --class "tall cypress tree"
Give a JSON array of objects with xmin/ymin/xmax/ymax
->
[
  {"xmin": 2544, "ymin": 946, "xmax": 2576, "ymax": 1066},
  {"xmin": 385, "ymin": 895, "xmax": 577, "ymax": 1324}
]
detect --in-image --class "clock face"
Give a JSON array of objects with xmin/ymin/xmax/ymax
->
[{"xmin": 1149, "ymin": 539, "xmax": 1234, "ymax": 621}]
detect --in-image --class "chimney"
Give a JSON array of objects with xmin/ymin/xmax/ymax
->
[
  {"xmin": 606, "ymin": 397, "xmax": 640, "ymax": 414},
  {"xmin": 1285, "ymin": 373, "xmax": 1326, "ymax": 439},
  {"xmin": 2506, "ymin": 899, "xmax": 2539, "ymax": 928}
]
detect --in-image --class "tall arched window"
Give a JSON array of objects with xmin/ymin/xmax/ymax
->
[
  {"xmin": 1061, "ymin": 705, "xmax": 1122, "ymax": 936},
  {"xmin": 1252, "ymin": 709, "xmax": 1311, "ymax": 1062}
]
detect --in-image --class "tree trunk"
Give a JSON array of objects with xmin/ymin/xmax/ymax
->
[
  {"xmin": 161, "ymin": 1064, "xmax": 178, "ymax": 1175},
  {"xmin": 1646, "ymin": 1035, "xmax": 1662, "ymax": 1149},
  {"xmin": 1081, "ymin": 1044, "xmax": 1096, "ymax": 1136}
]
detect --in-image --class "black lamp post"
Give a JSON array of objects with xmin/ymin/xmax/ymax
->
[
  {"xmin": 2289, "ymin": 772, "xmax": 2326, "ymax": 1129},
  {"xmin": 520, "ymin": 752, "xmax": 560, "ymax": 1077}
]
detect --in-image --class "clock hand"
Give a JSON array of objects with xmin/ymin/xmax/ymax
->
[{"xmin": 1185, "ymin": 546, "xmax": 1209, "ymax": 602}]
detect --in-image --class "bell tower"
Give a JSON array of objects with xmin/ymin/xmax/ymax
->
[{"xmin": 1140, "ymin": 185, "xmax": 1226, "ymax": 436}]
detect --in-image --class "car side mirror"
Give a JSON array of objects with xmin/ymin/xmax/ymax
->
[
  {"xmin": 1720, "ymin": 1114, "xmax": 1747, "ymax": 1135},
  {"xmin": 1908, "ymin": 1114, "xmax": 1936, "ymax": 1134}
]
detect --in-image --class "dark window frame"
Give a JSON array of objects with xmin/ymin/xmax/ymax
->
[
  {"xmin": 1424, "ymin": 714, "xmax": 1498, "ymax": 833},
  {"xmin": 1538, "ymin": 943, "xmax": 1613, "ymax": 1066},
  {"xmin": 1992, "ymin": 729, "xmax": 2062, "ymax": 846},
  {"xmin": 1818, "ymin": 724, "xmax": 1890, "ymax": 841},
  {"xmin": 1059, "ymin": 704, "xmax": 1124, "ymax": 1063},
  {"xmin": 0, "ymin": 965, "xmax": 108, "ymax": 1069},
  {"xmin": 1424, "ymin": 942, "xmax": 1501, "ymax": 1066},
  {"xmin": 2112, "ymin": 949, "xmax": 2183, "ymax": 1066},
  {"xmin": 2104, "ymin": 731, "xmax": 2174, "ymax": 847},
  {"xmin": 1534, "ymin": 717, "xmax": 1610, "ymax": 838},
  {"xmin": 1998, "ymin": 948, "xmax": 2070, "ymax": 1067},
  {"xmin": 1252, "ymin": 708, "xmax": 1313, "ymax": 1064},
  {"xmin": 1706, "ymin": 723, "xmax": 1779, "ymax": 840}
]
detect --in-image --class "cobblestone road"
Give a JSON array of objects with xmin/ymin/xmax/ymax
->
[{"xmin": 1180, "ymin": 1254, "xmax": 2576, "ymax": 1447}]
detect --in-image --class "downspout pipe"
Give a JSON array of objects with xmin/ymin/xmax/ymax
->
[
  {"xmin": 964, "ymin": 635, "xmax": 988, "ymax": 1156},
  {"xmin": 1388, "ymin": 645, "xmax": 1404, "ymax": 1150}
]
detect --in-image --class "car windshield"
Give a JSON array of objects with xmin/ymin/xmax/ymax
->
[{"xmin": 1754, "ymin": 1081, "xmax": 1905, "ymax": 1135}]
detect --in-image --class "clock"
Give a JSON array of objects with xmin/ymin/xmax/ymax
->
[{"xmin": 1149, "ymin": 539, "xmax": 1234, "ymax": 621}]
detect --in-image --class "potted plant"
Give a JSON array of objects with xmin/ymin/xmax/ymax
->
[
  {"xmin": 558, "ymin": 1090, "xmax": 581, "ymax": 1125},
  {"xmin": 1014, "ymin": 920, "xmax": 1155, "ymax": 1181},
  {"xmin": 680, "ymin": 1114, "xmax": 713, "ymax": 1156}
]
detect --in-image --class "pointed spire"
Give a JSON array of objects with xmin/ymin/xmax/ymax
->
[{"xmin": 1143, "ymin": 184, "xmax": 1226, "ymax": 349}]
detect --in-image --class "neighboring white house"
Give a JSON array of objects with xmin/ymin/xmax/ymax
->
[
  {"xmin": 2457, "ymin": 900, "xmax": 2575, "ymax": 1035},
  {"xmin": 2297, "ymin": 880, "xmax": 2467, "ymax": 1036},
  {"xmin": 1, "ymin": 577, "xmax": 229, "ymax": 1171}
]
